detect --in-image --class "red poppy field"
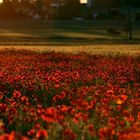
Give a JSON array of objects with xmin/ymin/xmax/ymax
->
[{"xmin": 0, "ymin": 49, "xmax": 140, "ymax": 140}]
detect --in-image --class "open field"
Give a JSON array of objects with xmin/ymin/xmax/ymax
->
[
  {"xmin": 0, "ymin": 20, "xmax": 139, "ymax": 56},
  {"xmin": 0, "ymin": 20, "xmax": 140, "ymax": 140},
  {"xmin": 0, "ymin": 20, "xmax": 140, "ymax": 45},
  {"xmin": 0, "ymin": 49, "xmax": 140, "ymax": 140},
  {"xmin": 0, "ymin": 21, "xmax": 140, "ymax": 140},
  {"xmin": 0, "ymin": 44, "xmax": 140, "ymax": 56}
]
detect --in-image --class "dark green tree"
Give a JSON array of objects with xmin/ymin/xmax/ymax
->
[
  {"xmin": 93, "ymin": 0, "xmax": 122, "ymax": 9},
  {"xmin": 43, "ymin": 0, "xmax": 52, "ymax": 8},
  {"xmin": 3, "ymin": 0, "xmax": 10, "ymax": 3},
  {"xmin": 35, "ymin": 0, "xmax": 45, "ymax": 19},
  {"xmin": 0, "ymin": 0, "xmax": 18, "ymax": 19},
  {"xmin": 58, "ymin": 0, "xmax": 81, "ymax": 19}
]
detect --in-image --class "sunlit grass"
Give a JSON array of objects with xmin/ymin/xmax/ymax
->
[
  {"xmin": 0, "ymin": 44, "xmax": 140, "ymax": 56},
  {"xmin": 0, "ymin": 20, "xmax": 140, "ymax": 56},
  {"xmin": 0, "ymin": 20, "xmax": 140, "ymax": 42}
]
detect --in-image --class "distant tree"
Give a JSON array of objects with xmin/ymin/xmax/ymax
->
[
  {"xmin": 93, "ymin": 0, "xmax": 122, "ymax": 9},
  {"xmin": 18, "ymin": 0, "xmax": 35, "ymax": 19},
  {"xmin": 43, "ymin": 0, "xmax": 52, "ymax": 8},
  {"xmin": 20, "ymin": 0, "xmax": 33, "ymax": 8},
  {"xmin": 11, "ymin": 0, "xmax": 20, "ymax": 12},
  {"xmin": 93, "ymin": 0, "xmax": 140, "ymax": 9},
  {"xmin": 133, "ymin": 0, "xmax": 140, "ymax": 7},
  {"xmin": 0, "ymin": 0, "xmax": 18, "ymax": 19},
  {"xmin": 35, "ymin": 0, "xmax": 47, "ymax": 19},
  {"xmin": 125, "ymin": 0, "xmax": 140, "ymax": 7},
  {"xmin": 58, "ymin": 0, "xmax": 81, "ymax": 19},
  {"xmin": 3, "ymin": 0, "xmax": 10, "ymax": 4},
  {"xmin": 11, "ymin": 0, "xmax": 19, "ymax": 6}
]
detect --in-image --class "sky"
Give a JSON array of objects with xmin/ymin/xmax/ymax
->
[
  {"xmin": 0, "ymin": 0, "xmax": 87, "ymax": 4},
  {"xmin": 81, "ymin": 0, "xmax": 87, "ymax": 3}
]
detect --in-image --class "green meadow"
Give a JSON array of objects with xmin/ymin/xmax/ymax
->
[{"xmin": 0, "ymin": 20, "xmax": 139, "ymax": 45}]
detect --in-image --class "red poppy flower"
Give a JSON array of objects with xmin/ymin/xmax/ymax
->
[
  {"xmin": 138, "ymin": 112, "xmax": 140, "ymax": 120},
  {"xmin": 13, "ymin": 91, "xmax": 21, "ymax": 98},
  {"xmin": 36, "ymin": 129, "xmax": 48, "ymax": 139}
]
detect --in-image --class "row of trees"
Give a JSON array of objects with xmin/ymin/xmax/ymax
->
[
  {"xmin": 0, "ymin": 0, "xmax": 81, "ymax": 19},
  {"xmin": 93, "ymin": 0, "xmax": 140, "ymax": 8},
  {"xmin": 0, "ymin": 0, "xmax": 140, "ymax": 20}
]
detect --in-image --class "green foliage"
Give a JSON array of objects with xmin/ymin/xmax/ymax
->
[{"xmin": 0, "ymin": 0, "xmax": 82, "ymax": 20}]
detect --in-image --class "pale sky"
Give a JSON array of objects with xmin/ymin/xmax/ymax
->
[
  {"xmin": 81, "ymin": 0, "xmax": 87, "ymax": 3},
  {"xmin": 0, "ymin": 0, "xmax": 87, "ymax": 4}
]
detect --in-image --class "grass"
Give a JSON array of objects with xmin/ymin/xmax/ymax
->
[
  {"xmin": 0, "ymin": 44, "xmax": 140, "ymax": 56},
  {"xmin": 0, "ymin": 20, "xmax": 140, "ymax": 56},
  {"xmin": 0, "ymin": 20, "xmax": 140, "ymax": 45}
]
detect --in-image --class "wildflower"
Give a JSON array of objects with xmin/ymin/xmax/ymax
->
[
  {"xmin": 36, "ymin": 129, "xmax": 48, "ymax": 139},
  {"xmin": 88, "ymin": 124, "xmax": 96, "ymax": 137},
  {"xmin": 41, "ymin": 107, "xmax": 57, "ymax": 123},
  {"xmin": 0, "ymin": 103, "xmax": 7, "ymax": 112},
  {"xmin": 27, "ymin": 129, "xmax": 35, "ymax": 136},
  {"xmin": 60, "ymin": 91, "xmax": 66, "ymax": 99},
  {"xmin": 138, "ymin": 112, "xmax": 140, "ymax": 120},
  {"xmin": 63, "ymin": 128, "xmax": 77, "ymax": 140},
  {"xmin": 21, "ymin": 96, "xmax": 29, "ymax": 103},
  {"xmin": 116, "ymin": 99, "xmax": 123, "ymax": 105},
  {"xmin": 0, "ymin": 134, "xmax": 9, "ymax": 140},
  {"xmin": 13, "ymin": 90, "xmax": 21, "ymax": 98},
  {"xmin": 119, "ymin": 95, "xmax": 128, "ymax": 101}
]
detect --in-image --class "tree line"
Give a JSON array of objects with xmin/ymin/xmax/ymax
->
[
  {"xmin": 0, "ymin": 0, "xmax": 81, "ymax": 19},
  {"xmin": 0, "ymin": 0, "xmax": 140, "ymax": 20},
  {"xmin": 93, "ymin": 0, "xmax": 140, "ymax": 8}
]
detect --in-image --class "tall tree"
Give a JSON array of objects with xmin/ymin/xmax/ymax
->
[
  {"xmin": 58, "ymin": 0, "xmax": 81, "ymax": 19},
  {"xmin": 43, "ymin": 0, "xmax": 52, "ymax": 8},
  {"xmin": 11, "ymin": 0, "xmax": 20, "ymax": 8},
  {"xmin": 93, "ymin": 0, "xmax": 122, "ymax": 9},
  {"xmin": 3, "ymin": 0, "xmax": 10, "ymax": 3},
  {"xmin": 0, "ymin": 0, "xmax": 18, "ymax": 19},
  {"xmin": 35, "ymin": 0, "xmax": 45, "ymax": 19}
]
